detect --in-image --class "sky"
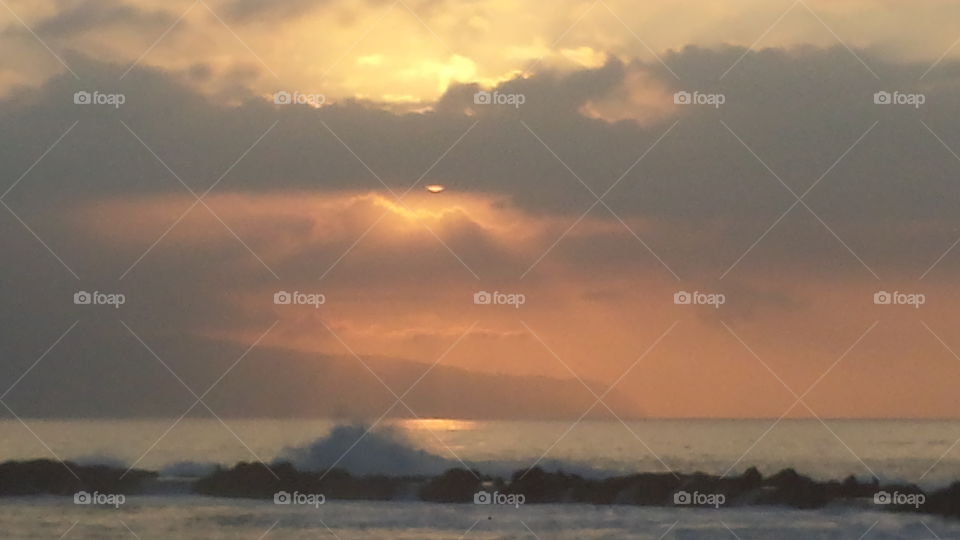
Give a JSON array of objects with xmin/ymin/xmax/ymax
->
[{"xmin": 2, "ymin": 0, "xmax": 960, "ymax": 419}]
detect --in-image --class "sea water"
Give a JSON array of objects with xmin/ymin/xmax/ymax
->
[{"xmin": 2, "ymin": 496, "xmax": 959, "ymax": 539}]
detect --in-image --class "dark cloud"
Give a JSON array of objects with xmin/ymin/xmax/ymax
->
[
  {"xmin": 31, "ymin": 1, "xmax": 177, "ymax": 38},
  {"xmin": 4, "ymin": 46, "xmax": 960, "ymax": 278},
  {"xmin": 4, "ymin": 48, "xmax": 960, "ymax": 226},
  {"xmin": 220, "ymin": 0, "xmax": 329, "ymax": 22}
]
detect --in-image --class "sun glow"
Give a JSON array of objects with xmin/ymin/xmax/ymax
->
[
  {"xmin": 371, "ymin": 195, "xmax": 463, "ymax": 222},
  {"xmin": 399, "ymin": 418, "xmax": 478, "ymax": 432}
]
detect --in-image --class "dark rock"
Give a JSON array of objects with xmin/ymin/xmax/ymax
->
[
  {"xmin": 192, "ymin": 461, "xmax": 408, "ymax": 500},
  {"xmin": 925, "ymin": 482, "xmax": 960, "ymax": 518},
  {"xmin": 418, "ymin": 468, "xmax": 483, "ymax": 502},
  {"xmin": 0, "ymin": 459, "xmax": 155, "ymax": 496},
  {"xmin": 508, "ymin": 467, "xmax": 587, "ymax": 503},
  {"xmin": 758, "ymin": 468, "xmax": 829, "ymax": 508}
]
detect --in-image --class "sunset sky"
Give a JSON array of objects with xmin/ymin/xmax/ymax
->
[{"xmin": 3, "ymin": 0, "xmax": 960, "ymax": 419}]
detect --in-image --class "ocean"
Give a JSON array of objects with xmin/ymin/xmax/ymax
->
[
  {"xmin": 4, "ymin": 496, "xmax": 960, "ymax": 539},
  {"xmin": 2, "ymin": 418, "xmax": 959, "ymax": 538}
]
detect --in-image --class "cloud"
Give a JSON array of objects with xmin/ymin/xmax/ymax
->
[
  {"xmin": 4, "ymin": 49, "xmax": 959, "ymax": 273},
  {"xmin": 5, "ymin": 45, "xmax": 960, "ymax": 418},
  {"xmin": 220, "ymin": 0, "xmax": 329, "ymax": 22},
  {"xmin": 7, "ymin": 0, "xmax": 960, "ymax": 103},
  {"xmin": 31, "ymin": 0, "xmax": 176, "ymax": 38}
]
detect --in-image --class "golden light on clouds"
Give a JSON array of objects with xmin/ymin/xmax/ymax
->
[
  {"xmin": 560, "ymin": 46, "xmax": 609, "ymax": 68},
  {"xmin": 425, "ymin": 184, "xmax": 446, "ymax": 193},
  {"xmin": 7, "ymin": 0, "xmax": 960, "ymax": 103},
  {"xmin": 579, "ymin": 66, "xmax": 676, "ymax": 125},
  {"xmin": 72, "ymin": 191, "xmax": 554, "ymax": 253}
]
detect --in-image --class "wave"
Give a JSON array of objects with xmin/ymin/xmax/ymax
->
[
  {"xmin": 277, "ymin": 424, "xmax": 454, "ymax": 476},
  {"xmin": 274, "ymin": 423, "xmax": 613, "ymax": 478}
]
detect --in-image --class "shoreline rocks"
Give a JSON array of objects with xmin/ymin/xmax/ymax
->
[
  {"xmin": 0, "ymin": 459, "xmax": 155, "ymax": 496},
  {"xmin": 2, "ymin": 458, "xmax": 958, "ymax": 519}
]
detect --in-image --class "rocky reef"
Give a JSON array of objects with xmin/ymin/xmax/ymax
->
[{"xmin": 2, "ymin": 458, "xmax": 958, "ymax": 519}]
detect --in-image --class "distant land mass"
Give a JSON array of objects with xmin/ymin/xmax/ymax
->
[{"xmin": 0, "ymin": 330, "xmax": 642, "ymax": 420}]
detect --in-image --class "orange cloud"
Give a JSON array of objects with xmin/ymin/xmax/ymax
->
[{"xmin": 61, "ymin": 189, "xmax": 960, "ymax": 418}]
